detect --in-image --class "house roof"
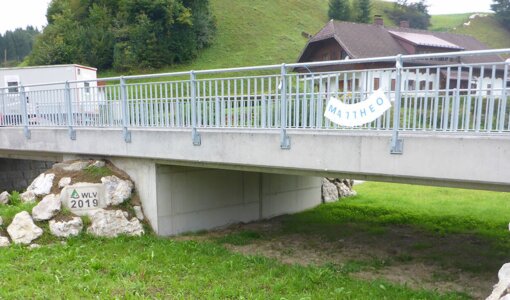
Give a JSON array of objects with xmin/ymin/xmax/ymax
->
[
  {"xmin": 388, "ymin": 31, "xmax": 464, "ymax": 50},
  {"xmin": 297, "ymin": 20, "xmax": 503, "ymax": 65}
]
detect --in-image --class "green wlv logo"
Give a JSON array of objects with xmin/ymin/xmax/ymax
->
[{"xmin": 70, "ymin": 189, "xmax": 80, "ymax": 199}]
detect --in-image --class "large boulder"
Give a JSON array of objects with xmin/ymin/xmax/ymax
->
[
  {"xmin": 87, "ymin": 209, "xmax": 144, "ymax": 238},
  {"xmin": 0, "ymin": 191, "xmax": 10, "ymax": 205},
  {"xmin": 0, "ymin": 236, "xmax": 9, "ymax": 247},
  {"xmin": 101, "ymin": 176, "xmax": 133, "ymax": 206},
  {"xmin": 27, "ymin": 173, "xmax": 55, "ymax": 196},
  {"xmin": 7, "ymin": 211, "xmax": 43, "ymax": 245},
  {"xmin": 32, "ymin": 194, "xmax": 61, "ymax": 221},
  {"xmin": 49, "ymin": 217, "xmax": 83, "ymax": 238},
  {"xmin": 321, "ymin": 178, "xmax": 339, "ymax": 203},
  {"xmin": 20, "ymin": 191, "xmax": 37, "ymax": 203}
]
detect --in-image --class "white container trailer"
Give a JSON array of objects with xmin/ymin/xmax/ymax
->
[{"xmin": 0, "ymin": 64, "xmax": 103, "ymax": 126}]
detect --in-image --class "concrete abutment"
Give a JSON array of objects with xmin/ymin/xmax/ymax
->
[{"xmin": 110, "ymin": 158, "xmax": 321, "ymax": 236}]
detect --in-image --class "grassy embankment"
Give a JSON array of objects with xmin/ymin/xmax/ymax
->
[{"xmin": 1, "ymin": 182, "xmax": 509, "ymax": 298}]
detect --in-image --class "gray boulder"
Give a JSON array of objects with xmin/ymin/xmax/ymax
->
[
  {"xmin": 91, "ymin": 160, "xmax": 105, "ymax": 168},
  {"xmin": 20, "ymin": 191, "xmax": 37, "ymax": 203},
  {"xmin": 321, "ymin": 178, "xmax": 339, "ymax": 203},
  {"xmin": 87, "ymin": 209, "xmax": 144, "ymax": 238},
  {"xmin": 49, "ymin": 217, "xmax": 83, "ymax": 238},
  {"xmin": 101, "ymin": 175, "xmax": 133, "ymax": 206},
  {"xmin": 58, "ymin": 177, "xmax": 72, "ymax": 189},
  {"xmin": 32, "ymin": 194, "xmax": 61, "ymax": 221},
  {"xmin": 0, "ymin": 191, "xmax": 10, "ymax": 205},
  {"xmin": 7, "ymin": 211, "xmax": 43, "ymax": 245},
  {"xmin": 0, "ymin": 236, "xmax": 9, "ymax": 247},
  {"xmin": 27, "ymin": 173, "xmax": 55, "ymax": 196},
  {"xmin": 54, "ymin": 161, "xmax": 89, "ymax": 172}
]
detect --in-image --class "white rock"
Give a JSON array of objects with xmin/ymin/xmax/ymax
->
[
  {"xmin": 101, "ymin": 175, "xmax": 133, "ymax": 206},
  {"xmin": 58, "ymin": 177, "xmax": 72, "ymax": 188},
  {"xmin": 486, "ymin": 263, "xmax": 510, "ymax": 300},
  {"xmin": 133, "ymin": 206, "xmax": 144, "ymax": 221},
  {"xmin": 7, "ymin": 211, "xmax": 43, "ymax": 245},
  {"xmin": 0, "ymin": 236, "xmax": 9, "ymax": 247},
  {"xmin": 32, "ymin": 194, "xmax": 61, "ymax": 221},
  {"xmin": 322, "ymin": 178, "xmax": 339, "ymax": 203},
  {"xmin": 87, "ymin": 209, "xmax": 144, "ymax": 238},
  {"xmin": 91, "ymin": 160, "xmax": 105, "ymax": 168},
  {"xmin": 29, "ymin": 243, "xmax": 41, "ymax": 249},
  {"xmin": 335, "ymin": 180, "xmax": 357, "ymax": 198},
  {"xmin": 27, "ymin": 173, "xmax": 55, "ymax": 196},
  {"xmin": 66, "ymin": 161, "xmax": 90, "ymax": 171},
  {"xmin": 0, "ymin": 191, "xmax": 10, "ymax": 205},
  {"xmin": 501, "ymin": 294, "xmax": 510, "ymax": 300},
  {"xmin": 20, "ymin": 191, "xmax": 37, "ymax": 203},
  {"xmin": 49, "ymin": 217, "xmax": 83, "ymax": 238}
]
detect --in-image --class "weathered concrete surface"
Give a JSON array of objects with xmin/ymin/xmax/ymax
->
[
  {"xmin": 0, "ymin": 158, "xmax": 54, "ymax": 191},
  {"xmin": 0, "ymin": 127, "xmax": 509, "ymax": 191}
]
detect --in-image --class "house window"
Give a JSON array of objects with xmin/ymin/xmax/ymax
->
[
  {"xmin": 373, "ymin": 78, "xmax": 380, "ymax": 90},
  {"xmin": 487, "ymin": 84, "xmax": 492, "ymax": 95},
  {"xmin": 506, "ymin": 81, "xmax": 510, "ymax": 88},
  {"xmin": 391, "ymin": 79, "xmax": 396, "ymax": 91},
  {"xmin": 322, "ymin": 52, "xmax": 330, "ymax": 61},
  {"xmin": 347, "ymin": 79, "xmax": 360, "ymax": 91},
  {"xmin": 84, "ymin": 82, "xmax": 90, "ymax": 93},
  {"xmin": 340, "ymin": 50, "xmax": 348, "ymax": 60},
  {"xmin": 7, "ymin": 81, "xmax": 19, "ymax": 93},
  {"xmin": 429, "ymin": 82, "xmax": 433, "ymax": 90},
  {"xmin": 408, "ymin": 80, "xmax": 415, "ymax": 90},
  {"xmin": 420, "ymin": 81, "xmax": 427, "ymax": 90}
]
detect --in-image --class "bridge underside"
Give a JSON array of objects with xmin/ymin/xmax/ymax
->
[{"xmin": 0, "ymin": 127, "xmax": 509, "ymax": 234}]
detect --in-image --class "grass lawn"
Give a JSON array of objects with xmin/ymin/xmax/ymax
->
[
  {"xmin": 430, "ymin": 13, "xmax": 473, "ymax": 32},
  {"xmin": 1, "ymin": 182, "xmax": 508, "ymax": 298}
]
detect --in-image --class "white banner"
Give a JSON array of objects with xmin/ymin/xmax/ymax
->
[{"xmin": 324, "ymin": 90, "xmax": 392, "ymax": 127}]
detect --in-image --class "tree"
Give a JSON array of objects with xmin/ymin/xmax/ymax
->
[
  {"xmin": 30, "ymin": 0, "xmax": 216, "ymax": 71},
  {"xmin": 492, "ymin": 0, "xmax": 510, "ymax": 29},
  {"xmin": 328, "ymin": 0, "xmax": 351, "ymax": 21},
  {"xmin": 385, "ymin": 0, "xmax": 431, "ymax": 29},
  {"xmin": 353, "ymin": 0, "xmax": 372, "ymax": 23}
]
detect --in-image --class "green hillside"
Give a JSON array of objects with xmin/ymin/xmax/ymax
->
[
  {"xmin": 452, "ymin": 15, "xmax": 510, "ymax": 49},
  {"xmin": 155, "ymin": 0, "xmax": 330, "ymax": 74},
  {"xmin": 430, "ymin": 13, "xmax": 473, "ymax": 31},
  {"xmin": 101, "ymin": 0, "xmax": 510, "ymax": 77}
]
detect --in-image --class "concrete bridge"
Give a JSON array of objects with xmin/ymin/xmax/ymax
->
[{"xmin": 1, "ymin": 49, "xmax": 509, "ymax": 235}]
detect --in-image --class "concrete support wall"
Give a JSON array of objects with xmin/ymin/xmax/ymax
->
[
  {"xmin": 0, "ymin": 158, "xmax": 54, "ymax": 192},
  {"xmin": 109, "ymin": 158, "xmax": 159, "ymax": 233},
  {"xmin": 156, "ymin": 164, "xmax": 321, "ymax": 236}
]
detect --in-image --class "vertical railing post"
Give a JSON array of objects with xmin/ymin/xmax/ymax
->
[
  {"xmin": 498, "ymin": 59, "xmax": 509, "ymax": 132},
  {"xmin": 120, "ymin": 76, "xmax": 131, "ymax": 143},
  {"xmin": 190, "ymin": 71, "xmax": 201, "ymax": 146},
  {"xmin": 64, "ymin": 81, "xmax": 76, "ymax": 140},
  {"xmin": 390, "ymin": 55, "xmax": 404, "ymax": 154},
  {"xmin": 19, "ymin": 84, "xmax": 31, "ymax": 139},
  {"xmin": 280, "ymin": 63, "xmax": 291, "ymax": 149}
]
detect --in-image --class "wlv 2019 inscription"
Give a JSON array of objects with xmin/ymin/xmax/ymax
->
[{"xmin": 61, "ymin": 183, "xmax": 106, "ymax": 216}]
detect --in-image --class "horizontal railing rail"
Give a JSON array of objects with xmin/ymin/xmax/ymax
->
[{"xmin": 0, "ymin": 49, "xmax": 509, "ymax": 151}]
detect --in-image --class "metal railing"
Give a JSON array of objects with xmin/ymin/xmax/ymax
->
[{"xmin": 1, "ymin": 49, "xmax": 509, "ymax": 152}]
